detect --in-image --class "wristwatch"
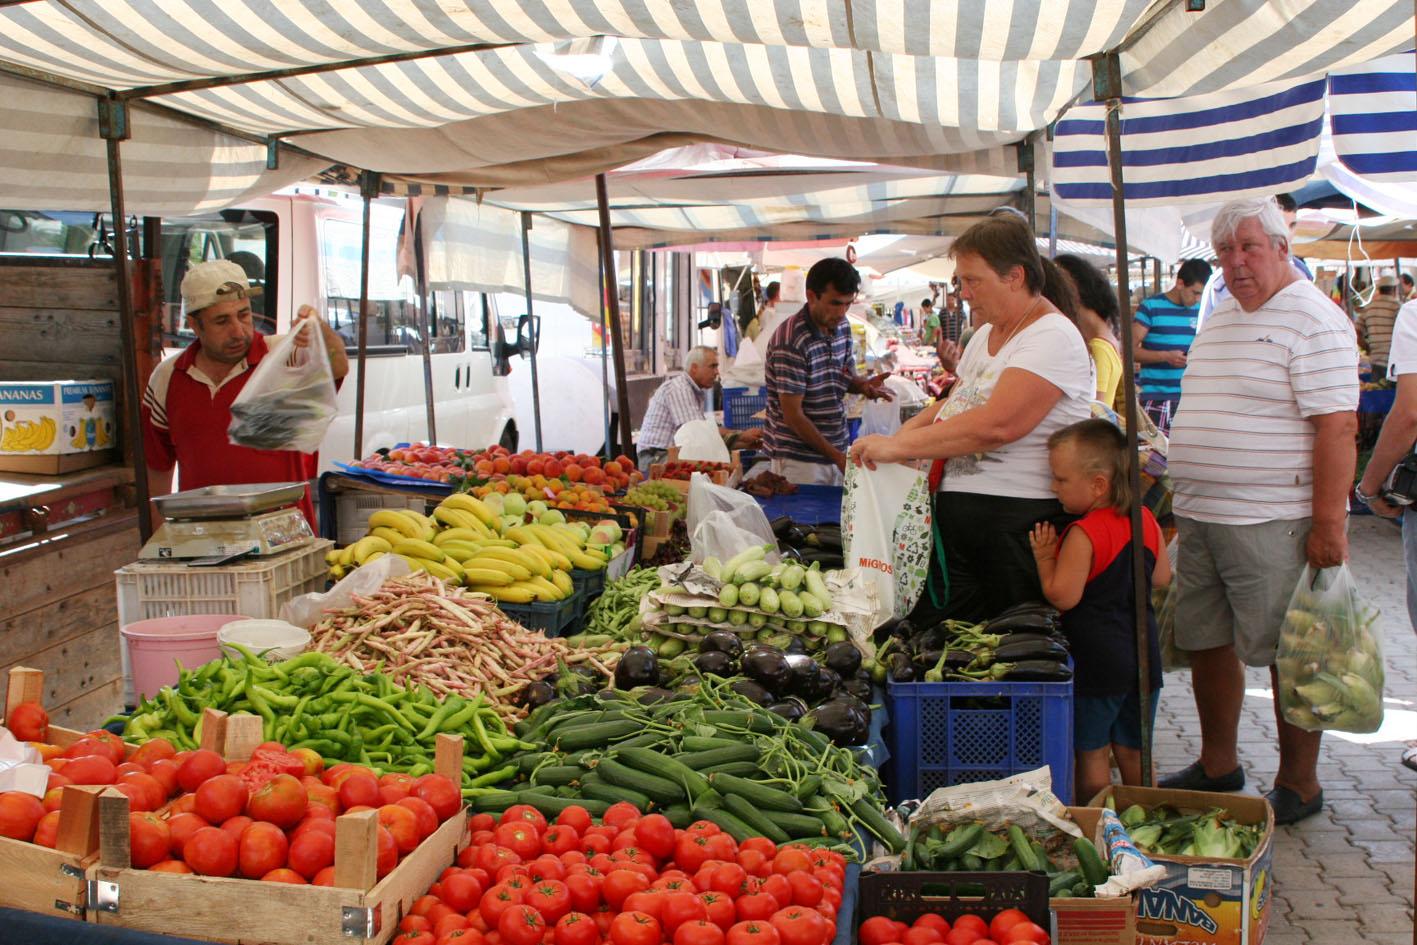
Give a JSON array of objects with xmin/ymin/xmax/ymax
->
[{"xmin": 1354, "ymin": 484, "xmax": 1380, "ymax": 505}]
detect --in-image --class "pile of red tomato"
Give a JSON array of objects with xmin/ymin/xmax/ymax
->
[
  {"xmin": 393, "ymin": 801, "xmax": 847, "ymax": 945},
  {"xmin": 858, "ymin": 911, "xmax": 1050, "ymax": 945},
  {"xmin": 0, "ymin": 728, "xmax": 461, "ymax": 887}
]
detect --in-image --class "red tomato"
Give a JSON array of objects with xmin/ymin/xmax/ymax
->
[
  {"xmin": 530, "ymin": 855, "xmax": 567, "ymax": 882},
  {"xmin": 478, "ymin": 845, "xmax": 523, "ymax": 874},
  {"xmin": 902, "ymin": 929, "xmax": 942, "ymax": 945},
  {"xmin": 660, "ymin": 890, "xmax": 708, "ymax": 935},
  {"xmin": 184, "ymin": 826, "xmax": 238, "ymax": 877},
  {"xmin": 709, "ymin": 863, "xmax": 747, "ymax": 897},
  {"xmin": 438, "ymin": 931, "xmax": 481, "ymax": 945},
  {"xmin": 699, "ymin": 892, "xmax": 737, "ymax": 932},
  {"xmin": 526, "ymin": 881, "xmax": 573, "ymax": 925},
  {"xmin": 675, "ymin": 836, "xmax": 714, "ymax": 874},
  {"xmin": 1002, "ymin": 923, "xmax": 1049, "ymax": 944},
  {"xmin": 542, "ymin": 826, "xmax": 580, "ymax": 856},
  {"xmin": 769, "ymin": 909, "xmax": 827, "ymax": 945},
  {"xmin": 500, "ymin": 804, "xmax": 549, "ymax": 834},
  {"xmin": 238, "ymin": 821, "xmax": 289, "ymax": 879},
  {"xmin": 940, "ymin": 931, "xmax": 978, "ymax": 945},
  {"xmin": 581, "ymin": 834, "xmax": 612, "ymax": 857},
  {"xmin": 760, "ymin": 876, "xmax": 792, "ymax": 912},
  {"xmin": 434, "ymin": 916, "xmax": 470, "ymax": 938},
  {"xmin": 676, "ymin": 920, "xmax": 726, "ymax": 945},
  {"xmin": 602, "ymin": 803, "xmax": 640, "ymax": 830},
  {"xmin": 859, "ymin": 917, "xmax": 900, "ymax": 945},
  {"xmin": 705, "ymin": 834, "xmax": 737, "ymax": 863},
  {"xmin": 412, "ymin": 895, "xmax": 444, "ymax": 917},
  {"xmin": 735, "ymin": 895, "xmax": 779, "ymax": 923},
  {"xmin": 736, "ymin": 849, "xmax": 769, "ymax": 877},
  {"xmin": 555, "ymin": 806, "xmax": 594, "ymax": 836},
  {"xmin": 398, "ymin": 933, "xmax": 436, "ymax": 945},
  {"xmin": 553, "ymin": 912, "xmax": 599, "ymax": 945},
  {"xmin": 566, "ymin": 872, "xmax": 603, "ymax": 912},
  {"xmin": 785, "ymin": 873, "xmax": 824, "ymax": 908},
  {"xmin": 496, "ymin": 822, "xmax": 543, "ymax": 861},
  {"xmin": 987, "ymin": 910, "xmax": 1029, "ymax": 943},
  {"xmin": 602, "ymin": 869, "xmax": 650, "ymax": 909},
  {"xmin": 442, "ymin": 872, "xmax": 487, "ymax": 913},
  {"xmin": 7, "ymin": 702, "xmax": 48, "ymax": 741},
  {"xmin": 684, "ymin": 822, "xmax": 720, "ymax": 837},
  {"xmin": 912, "ymin": 916, "xmax": 952, "ymax": 938},
  {"xmin": 498, "ymin": 905, "xmax": 547, "ymax": 945},
  {"xmin": 470, "ymin": 813, "xmax": 498, "ymax": 832},
  {"xmin": 288, "ymin": 829, "xmax": 336, "ymax": 880},
  {"xmin": 608, "ymin": 911, "xmax": 661, "ymax": 945},
  {"xmin": 771, "ymin": 849, "xmax": 811, "ymax": 876},
  {"xmin": 128, "ymin": 812, "xmax": 171, "ymax": 869},
  {"xmin": 480, "ymin": 884, "xmax": 525, "ymax": 927},
  {"xmin": 726, "ymin": 922, "xmax": 780, "ymax": 945},
  {"xmin": 195, "ymin": 775, "xmax": 249, "ymax": 825},
  {"xmin": 633, "ymin": 814, "xmax": 675, "ymax": 860}
]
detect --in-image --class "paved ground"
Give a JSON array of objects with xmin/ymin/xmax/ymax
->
[{"xmin": 1152, "ymin": 515, "xmax": 1416, "ymax": 944}]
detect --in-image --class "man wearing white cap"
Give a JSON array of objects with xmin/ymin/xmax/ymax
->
[{"xmin": 140, "ymin": 259, "xmax": 348, "ymax": 527}]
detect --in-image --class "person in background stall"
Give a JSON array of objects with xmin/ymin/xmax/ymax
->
[
  {"xmin": 142, "ymin": 259, "xmax": 349, "ymax": 529},
  {"xmin": 1162, "ymin": 197, "xmax": 1358, "ymax": 824},
  {"xmin": 1030, "ymin": 419, "xmax": 1169, "ymax": 801},
  {"xmin": 1357, "ymin": 276, "xmax": 1401, "ymax": 377},
  {"xmin": 1133, "ymin": 259, "xmax": 1213, "ymax": 434},
  {"xmin": 1055, "ymin": 254, "xmax": 1125, "ymax": 411},
  {"xmin": 940, "ymin": 291, "xmax": 969, "ymax": 348},
  {"xmin": 1401, "ymin": 272, "xmax": 1414, "ymax": 301},
  {"xmin": 743, "ymin": 281, "xmax": 778, "ymax": 343},
  {"xmin": 636, "ymin": 346, "xmax": 763, "ymax": 475},
  {"xmin": 763, "ymin": 258, "xmax": 892, "ymax": 484},
  {"xmin": 920, "ymin": 297, "xmax": 941, "ymax": 347}
]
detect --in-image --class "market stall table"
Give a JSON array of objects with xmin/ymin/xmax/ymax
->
[{"xmin": 0, "ymin": 910, "xmax": 219, "ymax": 945}]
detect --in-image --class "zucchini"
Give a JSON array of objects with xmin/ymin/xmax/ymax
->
[
  {"xmin": 1074, "ymin": 836, "xmax": 1109, "ymax": 886},
  {"xmin": 961, "ymin": 854, "xmax": 985, "ymax": 871},
  {"xmin": 680, "ymin": 736, "xmax": 744, "ymax": 753},
  {"xmin": 796, "ymin": 728, "xmax": 831, "ymax": 753},
  {"xmin": 677, "ymin": 744, "xmax": 760, "ymax": 770},
  {"xmin": 794, "ymin": 775, "xmax": 823, "ymax": 800},
  {"xmin": 614, "ymin": 731, "xmax": 674, "ymax": 752},
  {"xmin": 693, "ymin": 806, "xmax": 757, "ymax": 843},
  {"xmin": 701, "ymin": 762, "xmax": 761, "ymax": 778},
  {"xmin": 805, "ymin": 799, "xmax": 851, "ymax": 840},
  {"xmin": 718, "ymin": 584, "xmax": 739, "ymax": 607},
  {"xmin": 614, "ymin": 747, "xmax": 712, "ymax": 801},
  {"xmin": 738, "ymin": 582, "xmax": 761, "ymax": 607},
  {"xmin": 770, "ymin": 811, "xmax": 831, "ymax": 838},
  {"xmin": 582, "ymin": 780, "xmax": 653, "ymax": 811},
  {"xmin": 516, "ymin": 752, "xmax": 558, "ymax": 775},
  {"xmin": 850, "ymin": 798, "xmax": 906, "ymax": 853},
  {"xmin": 1008, "ymin": 825, "xmax": 1041, "ymax": 872},
  {"xmin": 1049, "ymin": 870, "xmax": 1081, "ymax": 896},
  {"xmin": 709, "ymin": 773, "xmax": 804, "ymax": 813},
  {"xmin": 758, "ymin": 587, "xmax": 780, "ymax": 614},
  {"xmin": 702, "ymin": 710, "xmax": 777, "ymax": 734},
  {"xmin": 661, "ymin": 804, "xmax": 695, "ymax": 829},
  {"xmin": 595, "ymin": 758, "xmax": 687, "ymax": 804},
  {"xmin": 722, "ymin": 793, "xmax": 791, "ymax": 843},
  {"xmin": 936, "ymin": 823, "xmax": 984, "ymax": 859},
  {"xmin": 512, "ymin": 790, "xmax": 610, "ymax": 817},
  {"xmin": 529, "ymin": 765, "xmax": 586, "ymax": 787},
  {"xmin": 554, "ymin": 719, "xmax": 643, "ymax": 752},
  {"xmin": 470, "ymin": 790, "xmax": 520, "ymax": 813}
]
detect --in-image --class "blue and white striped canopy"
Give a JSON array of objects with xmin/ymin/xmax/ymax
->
[
  {"xmin": 0, "ymin": 0, "xmax": 1410, "ymax": 214},
  {"xmin": 1328, "ymin": 52, "xmax": 1417, "ymax": 183}
]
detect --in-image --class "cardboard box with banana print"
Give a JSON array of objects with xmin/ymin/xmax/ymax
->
[{"xmin": 0, "ymin": 379, "xmax": 115, "ymax": 473}]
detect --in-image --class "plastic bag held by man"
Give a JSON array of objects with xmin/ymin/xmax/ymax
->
[
  {"xmin": 228, "ymin": 317, "xmax": 338, "ymax": 453},
  {"xmin": 1275, "ymin": 563, "xmax": 1385, "ymax": 733}
]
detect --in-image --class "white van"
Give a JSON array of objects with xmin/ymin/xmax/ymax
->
[{"xmin": 156, "ymin": 192, "xmax": 520, "ymax": 469}]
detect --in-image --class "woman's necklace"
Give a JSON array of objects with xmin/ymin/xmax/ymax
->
[{"xmin": 992, "ymin": 296, "xmax": 1045, "ymax": 353}]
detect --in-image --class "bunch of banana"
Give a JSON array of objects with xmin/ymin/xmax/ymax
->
[{"xmin": 1, "ymin": 416, "xmax": 57, "ymax": 452}]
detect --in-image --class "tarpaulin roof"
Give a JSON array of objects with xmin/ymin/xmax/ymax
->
[{"xmin": 0, "ymin": 0, "xmax": 1411, "ymax": 214}]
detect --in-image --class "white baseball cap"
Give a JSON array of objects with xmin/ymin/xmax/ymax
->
[{"xmin": 180, "ymin": 259, "xmax": 252, "ymax": 314}]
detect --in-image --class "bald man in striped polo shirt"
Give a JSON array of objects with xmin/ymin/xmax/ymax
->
[{"xmin": 1162, "ymin": 197, "xmax": 1358, "ymax": 825}]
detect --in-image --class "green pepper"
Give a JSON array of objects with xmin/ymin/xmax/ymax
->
[{"xmin": 467, "ymin": 764, "xmax": 518, "ymax": 788}]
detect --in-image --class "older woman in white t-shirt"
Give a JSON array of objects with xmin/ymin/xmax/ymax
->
[{"xmin": 849, "ymin": 215, "xmax": 1094, "ymax": 622}]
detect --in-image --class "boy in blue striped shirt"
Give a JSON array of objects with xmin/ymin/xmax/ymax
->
[{"xmin": 1133, "ymin": 258, "xmax": 1212, "ymax": 433}]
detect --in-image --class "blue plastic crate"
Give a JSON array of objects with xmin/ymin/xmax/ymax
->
[
  {"xmin": 722, "ymin": 386, "xmax": 768, "ymax": 429},
  {"xmin": 500, "ymin": 591, "xmax": 581, "ymax": 636},
  {"xmin": 570, "ymin": 568, "xmax": 605, "ymax": 622},
  {"xmin": 884, "ymin": 670, "xmax": 1074, "ymax": 805}
]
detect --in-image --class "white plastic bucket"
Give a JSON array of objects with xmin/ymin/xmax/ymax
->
[
  {"xmin": 218, "ymin": 619, "xmax": 311, "ymax": 662},
  {"xmin": 121, "ymin": 614, "xmax": 246, "ymax": 701}
]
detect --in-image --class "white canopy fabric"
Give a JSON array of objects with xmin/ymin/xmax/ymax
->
[{"xmin": 0, "ymin": 0, "xmax": 1409, "ymax": 209}]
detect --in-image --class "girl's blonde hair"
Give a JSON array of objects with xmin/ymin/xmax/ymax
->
[{"xmin": 1047, "ymin": 419, "xmax": 1132, "ymax": 513}]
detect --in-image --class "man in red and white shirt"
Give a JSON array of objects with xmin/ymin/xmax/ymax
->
[{"xmin": 141, "ymin": 259, "xmax": 348, "ymax": 528}]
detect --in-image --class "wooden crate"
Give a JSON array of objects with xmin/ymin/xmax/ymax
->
[
  {"xmin": 0, "ymin": 667, "xmax": 110, "ymax": 919},
  {"xmin": 87, "ymin": 719, "xmax": 472, "ymax": 945}
]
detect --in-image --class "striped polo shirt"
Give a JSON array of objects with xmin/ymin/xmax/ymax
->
[
  {"xmin": 1358, "ymin": 295, "xmax": 1400, "ymax": 369},
  {"xmin": 1169, "ymin": 280, "xmax": 1358, "ymax": 525},
  {"xmin": 1135, "ymin": 292, "xmax": 1201, "ymax": 401},
  {"xmin": 764, "ymin": 307, "xmax": 854, "ymax": 464}
]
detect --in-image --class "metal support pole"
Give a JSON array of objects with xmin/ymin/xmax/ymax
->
[
  {"xmin": 1049, "ymin": 200, "xmax": 1058, "ymax": 259},
  {"xmin": 1017, "ymin": 137, "xmax": 1037, "ymax": 233},
  {"xmin": 352, "ymin": 171, "xmax": 379, "ymax": 458},
  {"xmin": 1152, "ymin": 256, "xmax": 1162, "ymax": 298},
  {"xmin": 595, "ymin": 173, "xmax": 635, "ymax": 460},
  {"xmin": 521, "ymin": 212, "xmax": 544, "ymax": 452},
  {"xmin": 412, "ymin": 212, "xmax": 437, "ymax": 445},
  {"xmin": 596, "ymin": 233, "xmax": 613, "ymax": 461},
  {"xmin": 1095, "ymin": 52, "xmax": 1154, "ymax": 786},
  {"xmin": 98, "ymin": 97, "xmax": 153, "ymax": 543}
]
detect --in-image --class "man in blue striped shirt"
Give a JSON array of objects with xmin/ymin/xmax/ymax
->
[
  {"xmin": 764, "ymin": 258, "xmax": 891, "ymax": 484},
  {"xmin": 1133, "ymin": 258, "xmax": 1212, "ymax": 433}
]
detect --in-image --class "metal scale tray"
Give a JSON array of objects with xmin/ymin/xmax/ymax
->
[{"xmin": 151, "ymin": 483, "xmax": 307, "ymax": 520}]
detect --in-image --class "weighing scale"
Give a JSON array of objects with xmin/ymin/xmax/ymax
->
[{"xmin": 140, "ymin": 483, "xmax": 314, "ymax": 562}]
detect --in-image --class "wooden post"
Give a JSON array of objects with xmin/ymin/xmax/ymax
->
[
  {"xmin": 1095, "ymin": 51, "xmax": 1154, "ymax": 786},
  {"xmin": 4, "ymin": 666, "xmax": 43, "ymax": 720},
  {"xmin": 55, "ymin": 785, "xmax": 104, "ymax": 857},
  {"xmin": 96, "ymin": 788, "xmax": 131, "ymax": 870},
  {"xmin": 595, "ymin": 174, "xmax": 635, "ymax": 460},
  {"xmin": 333, "ymin": 809, "xmax": 380, "ymax": 890}
]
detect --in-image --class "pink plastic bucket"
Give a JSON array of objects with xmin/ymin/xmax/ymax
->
[{"xmin": 121, "ymin": 614, "xmax": 246, "ymax": 700}]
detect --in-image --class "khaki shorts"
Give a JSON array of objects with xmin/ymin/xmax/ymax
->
[{"xmin": 1173, "ymin": 516, "xmax": 1310, "ymax": 667}]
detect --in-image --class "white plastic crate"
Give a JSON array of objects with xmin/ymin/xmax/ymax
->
[
  {"xmin": 116, "ymin": 539, "xmax": 333, "ymax": 626},
  {"xmin": 334, "ymin": 491, "xmax": 432, "ymax": 545}
]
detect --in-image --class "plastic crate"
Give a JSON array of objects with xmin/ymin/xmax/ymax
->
[
  {"xmin": 856, "ymin": 871, "xmax": 1052, "ymax": 937},
  {"xmin": 885, "ymin": 669, "xmax": 1074, "ymax": 806},
  {"xmin": 501, "ymin": 591, "xmax": 582, "ymax": 636},
  {"xmin": 333, "ymin": 491, "xmax": 432, "ymax": 545},
  {"xmin": 571, "ymin": 568, "xmax": 606, "ymax": 621},
  {"xmin": 722, "ymin": 386, "xmax": 768, "ymax": 429},
  {"xmin": 116, "ymin": 540, "xmax": 333, "ymax": 625}
]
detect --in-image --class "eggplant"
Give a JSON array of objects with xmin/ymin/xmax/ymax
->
[
  {"xmin": 729, "ymin": 678, "xmax": 776, "ymax": 706},
  {"xmin": 841, "ymin": 677, "xmax": 873, "ymax": 702},
  {"xmin": 984, "ymin": 612, "xmax": 1061, "ymax": 634},
  {"xmin": 742, "ymin": 646, "xmax": 793, "ymax": 694},
  {"xmin": 693, "ymin": 650, "xmax": 738, "ymax": 678},
  {"xmin": 888, "ymin": 651, "xmax": 917, "ymax": 682},
  {"xmin": 811, "ymin": 666, "xmax": 843, "ymax": 703},
  {"xmin": 992, "ymin": 637, "xmax": 1070, "ymax": 664},
  {"xmin": 700, "ymin": 631, "xmax": 745, "ymax": 659},
  {"xmin": 783, "ymin": 654, "xmax": 818, "ymax": 696},
  {"xmin": 999, "ymin": 660, "xmax": 1074, "ymax": 682},
  {"xmin": 823, "ymin": 641, "xmax": 862, "ymax": 677},
  {"xmin": 784, "ymin": 636, "xmax": 808, "ymax": 656},
  {"xmin": 806, "ymin": 699, "xmax": 869, "ymax": 747},
  {"xmin": 614, "ymin": 646, "xmax": 661, "ymax": 690},
  {"xmin": 636, "ymin": 687, "xmax": 680, "ymax": 705},
  {"xmin": 767, "ymin": 698, "xmax": 809, "ymax": 722},
  {"xmin": 992, "ymin": 601, "xmax": 1059, "ymax": 620},
  {"xmin": 518, "ymin": 680, "xmax": 558, "ymax": 710}
]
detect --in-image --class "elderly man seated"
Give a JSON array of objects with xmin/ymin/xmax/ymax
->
[{"xmin": 636, "ymin": 346, "xmax": 763, "ymax": 474}]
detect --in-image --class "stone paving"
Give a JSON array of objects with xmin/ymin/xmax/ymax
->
[{"xmin": 1151, "ymin": 515, "xmax": 1415, "ymax": 944}]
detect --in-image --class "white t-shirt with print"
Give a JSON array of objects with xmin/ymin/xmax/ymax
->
[{"xmin": 935, "ymin": 312, "xmax": 1093, "ymax": 499}]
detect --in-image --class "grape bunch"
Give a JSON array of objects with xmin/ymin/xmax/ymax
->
[{"xmin": 625, "ymin": 482, "xmax": 684, "ymax": 513}]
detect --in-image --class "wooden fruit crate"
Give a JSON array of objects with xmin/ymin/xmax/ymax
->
[
  {"xmin": 87, "ymin": 717, "xmax": 472, "ymax": 945},
  {"xmin": 0, "ymin": 666, "xmax": 111, "ymax": 919}
]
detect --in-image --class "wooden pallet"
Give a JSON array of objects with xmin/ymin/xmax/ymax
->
[{"xmin": 87, "ymin": 715, "xmax": 472, "ymax": 945}]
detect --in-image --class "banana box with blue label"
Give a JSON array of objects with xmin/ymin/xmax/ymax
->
[
  {"xmin": 1091, "ymin": 786, "xmax": 1275, "ymax": 945},
  {"xmin": 0, "ymin": 379, "xmax": 116, "ymax": 474}
]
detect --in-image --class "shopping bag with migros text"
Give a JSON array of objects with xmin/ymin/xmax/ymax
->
[{"xmin": 842, "ymin": 461, "xmax": 932, "ymax": 628}]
